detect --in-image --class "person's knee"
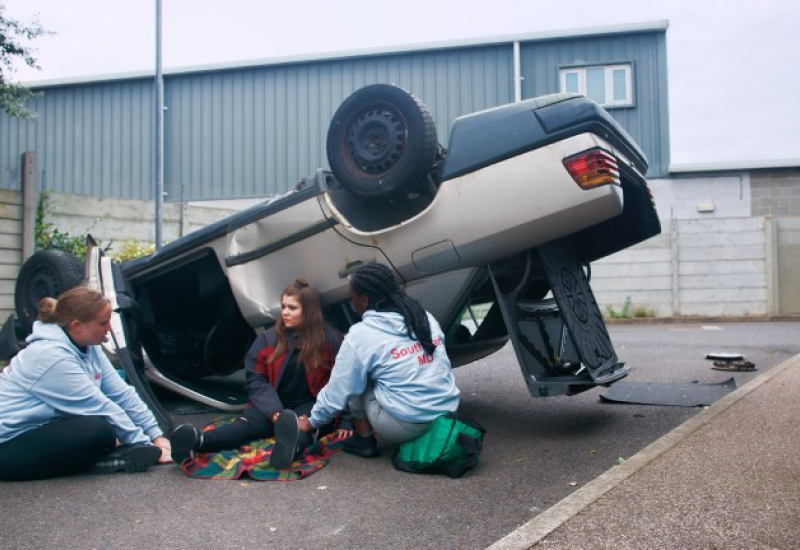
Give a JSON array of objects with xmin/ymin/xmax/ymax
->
[{"xmin": 80, "ymin": 417, "xmax": 117, "ymax": 450}]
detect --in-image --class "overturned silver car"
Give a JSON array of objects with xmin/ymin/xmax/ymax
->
[{"xmin": 12, "ymin": 84, "xmax": 660, "ymax": 430}]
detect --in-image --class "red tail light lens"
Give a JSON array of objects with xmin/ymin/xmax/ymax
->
[{"xmin": 563, "ymin": 148, "xmax": 620, "ymax": 189}]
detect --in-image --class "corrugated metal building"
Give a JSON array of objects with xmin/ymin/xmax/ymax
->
[{"xmin": 0, "ymin": 21, "xmax": 669, "ymax": 202}]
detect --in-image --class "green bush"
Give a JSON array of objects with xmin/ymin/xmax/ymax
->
[
  {"xmin": 35, "ymin": 190, "xmax": 89, "ymax": 261},
  {"xmin": 113, "ymin": 240, "xmax": 156, "ymax": 263}
]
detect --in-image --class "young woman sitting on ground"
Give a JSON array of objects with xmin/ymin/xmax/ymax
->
[
  {"xmin": 170, "ymin": 278, "xmax": 352, "ymax": 469},
  {"xmin": 0, "ymin": 287, "xmax": 172, "ymax": 481},
  {"xmin": 295, "ymin": 263, "xmax": 461, "ymax": 458}
]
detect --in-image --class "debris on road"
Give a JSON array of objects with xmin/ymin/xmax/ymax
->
[{"xmin": 706, "ymin": 352, "xmax": 757, "ymax": 372}]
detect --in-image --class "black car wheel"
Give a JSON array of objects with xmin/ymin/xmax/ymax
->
[
  {"xmin": 327, "ymin": 84, "xmax": 438, "ymax": 198},
  {"xmin": 15, "ymin": 249, "xmax": 85, "ymax": 331}
]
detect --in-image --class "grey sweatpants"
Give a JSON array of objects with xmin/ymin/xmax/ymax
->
[{"xmin": 348, "ymin": 385, "xmax": 430, "ymax": 445}]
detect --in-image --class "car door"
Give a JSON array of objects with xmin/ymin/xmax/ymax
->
[{"xmin": 85, "ymin": 240, "xmax": 173, "ymax": 431}]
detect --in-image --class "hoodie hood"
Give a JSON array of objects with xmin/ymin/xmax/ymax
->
[
  {"xmin": 26, "ymin": 321, "xmax": 77, "ymax": 350},
  {"xmin": 360, "ymin": 311, "xmax": 411, "ymax": 338}
]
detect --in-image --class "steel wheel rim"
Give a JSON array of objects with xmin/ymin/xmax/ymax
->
[{"xmin": 346, "ymin": 104, "xmax": 408, "ymax": 177}]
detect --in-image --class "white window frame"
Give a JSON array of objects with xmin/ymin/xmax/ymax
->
[{"xmin": 559, "ymin": 64, "xmax": 633, "ymax": 108}]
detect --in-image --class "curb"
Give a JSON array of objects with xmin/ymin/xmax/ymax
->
[{"xmin": 485, "ymin": 351, "xmax": 800, "ymax": 550}]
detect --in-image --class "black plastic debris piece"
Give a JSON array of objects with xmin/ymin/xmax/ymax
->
[
  {"xmin": 705, "ymin": 352, "xmax": 757, "ymax": 372},
  {"xmin": 600, "ymin": 378, "xmax": 738, "ymax": 407}
]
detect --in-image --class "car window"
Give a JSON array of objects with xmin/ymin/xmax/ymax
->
[{"xmin": 459, "ymin": 302, "xmax": 493, "ymax": 336}]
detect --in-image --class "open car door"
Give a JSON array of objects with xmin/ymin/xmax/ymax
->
[{"xmin": 85, "ymin": 238, "xmax": 173, "ymax": 432}]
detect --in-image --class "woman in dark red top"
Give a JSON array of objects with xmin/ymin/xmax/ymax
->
[{"xmin": 170, "ymin": 279, "xmax": 351, "ymax": 469}]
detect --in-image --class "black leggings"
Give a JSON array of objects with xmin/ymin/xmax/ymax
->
[
  {"xmin": 200, "ymin": 403, "xmax": 314, "ymax": 453},
  {"xmin": 0, "ymin": 416, "xmax": 116, "ymax": 481}
]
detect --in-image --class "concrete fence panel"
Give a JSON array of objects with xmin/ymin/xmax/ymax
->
[
  {"xmin": 777, "ymin": 218, "xmax": 800, "ymax": 313},
  {"xmin": 591, "ymin": 216, "xmax": 791, "ymax": 318},
  {"xmin": 43, "ymin": 192, "xmax": 238, "ymax": 255}
]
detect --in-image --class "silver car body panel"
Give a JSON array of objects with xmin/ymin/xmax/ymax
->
[
  {"xmin": 322, "ymin": 133, "xmax": 624, "ymax": 282},
  {"xmin": 225, "ymin": 196, "xmax": 392, "ymax": 327}
]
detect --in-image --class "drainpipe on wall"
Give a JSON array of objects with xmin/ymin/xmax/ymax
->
[
  {"xmin": 21, "ymin": 152, "xmax": 38, "ymax": 263},
  {"xmin": 513, "ymin": 41, "xmax": 523, "ymax": 103},
  {"xmin": 154, "ymin": 0, "xmax": 164, "ymax": 249}
]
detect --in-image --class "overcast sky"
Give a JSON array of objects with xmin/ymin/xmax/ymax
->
[{"xmin": 4, "ymin": 0, "xmax": 799, "ymax": 166}]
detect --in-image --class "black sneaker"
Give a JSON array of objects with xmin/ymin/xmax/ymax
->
[
  {"xmin": 342, "ymin": 433, "xmax": 380, "ymax": 458},
  {"xmin": 269, "ymin": 410, "xmax": 299, "ymax": 469},
  {"xmin": 90, "ymin": 445, "xmax": 161, "ymax": 474},
  {"xmin": 170, "ymin": 424, "xmax": 202, "ymax": 464}
]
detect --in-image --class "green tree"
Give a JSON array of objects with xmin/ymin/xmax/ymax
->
[{"xmin": 0, "ymin": 2, "xmax": 50, "ymax": 119}]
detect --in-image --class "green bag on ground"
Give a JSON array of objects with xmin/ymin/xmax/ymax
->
[{"xmin": 391, "ymin": 412, "xmax": 486, "ymax": 478}]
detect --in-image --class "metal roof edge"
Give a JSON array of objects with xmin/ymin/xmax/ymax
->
[
  {"xmin": 669, "ymin": 158, "xmax": 800, "ymax": 173},
  {"xmin": 24, "ymin": 19, "xmax": 669, "ymax": 89}
]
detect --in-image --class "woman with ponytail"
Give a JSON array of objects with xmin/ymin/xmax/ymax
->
[
  {"xmin": 297, "ymin": 264, "xmax": 460, "ymax": 458},
  {"xmin": 0, "ymin": 287, "xmax": 170, "ymax": 481},
  {"xmin": 170, "ymin": 278, "xmax": 351, "ymax": 469}
]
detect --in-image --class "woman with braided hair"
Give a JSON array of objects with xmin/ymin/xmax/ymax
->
[{"xmin": 296, "ymin": 264, "xmax": 460, "ymax": 458}]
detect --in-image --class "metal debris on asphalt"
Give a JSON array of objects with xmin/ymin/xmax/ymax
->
[{"xmin": 705, "ymin": 352, "xmax": 757, "ymax": 372}]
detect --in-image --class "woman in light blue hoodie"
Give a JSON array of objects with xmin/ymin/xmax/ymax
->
[
  {"xmin": 296, "ymin": 264, "xmax": 460, "ymax": 458},
  {"xmin": 0, "ymin": 287, "xmax": 170, "ymax": 481}
]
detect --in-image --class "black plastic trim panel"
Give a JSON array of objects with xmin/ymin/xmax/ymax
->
[{"xmin": 441, "ymin": 95, "xmax": 647, "ymax": 182}]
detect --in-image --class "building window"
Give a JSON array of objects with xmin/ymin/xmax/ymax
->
[{"xmin": 559, "ymin": 64, "xmax": 633, "ymax": 107}]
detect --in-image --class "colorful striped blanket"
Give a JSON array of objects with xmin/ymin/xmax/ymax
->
[{"xmin": 180, "ymin": 416, "xmax": 346, "ymax": 480}]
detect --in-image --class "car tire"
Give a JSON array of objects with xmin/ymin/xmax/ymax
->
[
  {"xmin": 327, "ymin": 84, "xmax": 438, "ymax": 198},
  {"xmin": 15, "ymin": 249, "xmax": 85, "ymax": 331}
]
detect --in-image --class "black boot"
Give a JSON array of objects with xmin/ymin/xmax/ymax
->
[
  {"xmin": 169, "ymin": 424, "xmax": 202, "ymax": 464},
  {"xmin": 90, "ymin": 445, "xmax": 161, "ymax": 474},
  {"xmin": 342, "ymin": 433, "xmax": 380, "ymax": 458}
]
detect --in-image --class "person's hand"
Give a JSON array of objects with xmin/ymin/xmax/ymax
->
[
  {"xmin": 152, "ymin": 436, "xmax": 174, "ymax": 464},
  {"xmin": 270, "ymin": 411, "xmax": 280, "ymax": 424},
  {"xmin": 297, "ymin": 415, "xmax": 314, "ymax": 433},
  {"xmin": 335, "ymin": 428, "xmax": 353, "ymax": 439}
]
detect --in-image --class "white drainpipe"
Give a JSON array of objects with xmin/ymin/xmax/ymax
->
[{"xmin": 513, "ymin": 41, "xmax": 523, "ymax": 102}]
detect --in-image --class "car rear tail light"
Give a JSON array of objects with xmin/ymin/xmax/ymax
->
[{"xmin": 563, "ymin": 148, "xmax": 620, "ymax": 189}]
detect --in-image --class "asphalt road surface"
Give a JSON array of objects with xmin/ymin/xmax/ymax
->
[{"xmin": 1, "ymin": 321, "xmax": 798, "ymax": 550}]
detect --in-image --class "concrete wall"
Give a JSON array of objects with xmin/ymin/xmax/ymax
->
[
  {"xmin": 649, "ymin": 174, "xmax": 751, "ymax": 220},
  {"xmin": 43, "ymin": 192, "xmax": 238, "ymax": 252},
  {"xmin": 751, "ymin": 169, "xmax": 800, "ymax": 217}
]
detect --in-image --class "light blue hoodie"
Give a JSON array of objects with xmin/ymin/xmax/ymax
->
[
  {"xmin": 311, "ymin": 310, "xmax": 460, "ymax": 427},
  {"xmin": 0, "ymin": 321, "xmax": 162, "ymax": 446}
]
